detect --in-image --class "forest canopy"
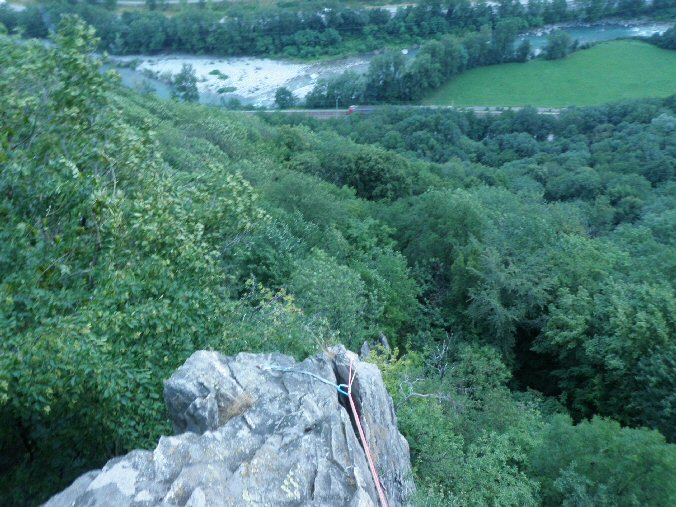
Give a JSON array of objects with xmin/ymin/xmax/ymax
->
[
  {"xmin": 1, "ymin": 0, "xmax": 673, "ymax": 58},
  {"xmin": 1, "ymin": 16, "xmax": 675, "ymax": 507}
]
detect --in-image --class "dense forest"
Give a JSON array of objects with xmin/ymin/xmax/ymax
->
[
  {"xmin": 3, "ymin": 1, "xmax": 674, "ymax": 109},
  {"xmin": 2, "ymin": 0, "xmax": 675, "ymax": 58},
  {"xmin": 1, "ymin": 16, "xmax": 675, "ymax": 506}
]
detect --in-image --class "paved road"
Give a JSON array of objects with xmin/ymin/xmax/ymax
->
[
  {"xmin": 114, "ymin": 0, "xmax": 578, "ymax": 8},
  {"xmin": 116, "ymin": 0, "xmax": 227, "ymax": 4},
  {"xmin": 241, "ymin": 105, "xmax": 563, "ymax": 119},
  {"xmin": 426, "ymin": 105, "xmax": 563, "ymax": 115}
]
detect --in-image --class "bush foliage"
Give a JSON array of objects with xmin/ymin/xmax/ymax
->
[{"xmin": 1, "ymin": 18, "xmax": 675, "ymax": 506}]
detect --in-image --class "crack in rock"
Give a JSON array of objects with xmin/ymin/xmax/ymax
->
[{"xmin": 44, "ymin": 345, "xmax": 415, "ymax": 507}]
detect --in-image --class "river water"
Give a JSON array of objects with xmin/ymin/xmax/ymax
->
[
  {"xmin": 112, "ymin": 21, "xmax": 672, "ymax": 107},
  {"xmin": 115, "ymin": 67, "xmax": 174, "ymax": 100},
  {"xmin": 520, "ymin": 21, "xmax": 672, "ymax": 52}
]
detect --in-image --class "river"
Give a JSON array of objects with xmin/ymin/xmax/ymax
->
[
  {"xmin": 111, "ymin": 50, "xmax": 412, "ymax": 108},
  {"xmin": 520, "ymin": 20, "xmax": 672, "ymax": 53},
  {"xmin": 112, "ymin": 20, "xmax": 671, "ymax": 107}
]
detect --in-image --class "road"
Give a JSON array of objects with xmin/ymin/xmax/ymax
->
[
  {"xmin": 116, "ymin": 0, "xmax": 227, "ymax": 4},
  {"xmin": 113, "ymin": 0, "xmax": 579, "ymax": 8},
  {"xmin": 240, "ymin": 106, "xmax": 563, "ymax": 119},
  {"xmin": 423, "ymin": 105, "xmax": 562, "ymax": 115}
]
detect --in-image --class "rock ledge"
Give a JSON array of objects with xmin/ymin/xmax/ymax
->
[{"xmin": 45, "ymin": 346, "xmax": 415, "ymax": 506}]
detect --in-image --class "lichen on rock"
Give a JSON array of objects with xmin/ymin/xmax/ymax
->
[{"xmin": 43, "ymin": 346, "xmax": 415, "ymax": 506}]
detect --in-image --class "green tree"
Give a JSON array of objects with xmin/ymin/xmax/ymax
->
[
  {"xmin": 491, "ymin": 18, "xmax": 521, "ymax": 63},
  {"xmin": 534, "ymin": 281, "xmax": 675, "ymax": 428},
  {"xmin": 456, "ymin": 433, "xmax": 540, "ymax": 506},
  {"xmin": 0, "ymin": 16, "xmax": 271, "ymax": 503},
  {"xmin": 172, "ymin": 63, "xmax": 199, "ymax": 102},
  {"xmin": 651, "ymin": 26, "xmax": 676, "ymax": 50},
  {"xmin": 631, "ymin": 344, "xmax": 676, "ymax": 442},
  {"xmin": 274, "ymin": 86, "xmax": 296, "ymax": 109},
  {"xmin": 364, "ymin": 51, "xmax": 407, "ymax": 102},
  {"xmin": 305, "ymin": 71, "xmax": 366, "ymax": 108},
  {"xmin": 371, "ymin": 344, "xmax": 543, "ymax": 505},
  {"xmin": 331, "ymin": 145, "xmax": 414, "ymax": 201},
  {"xmin": 289, "ymin": 250, "xmax": 370, "ymax": 349},
  {"xmin": 515, "ymin": 39, "xmax": 531, "ymax": 62},
  {"xmin": 531, "ymin": 415, "xmax": 676, "ymax": 506},
  {"xmin": 544, "ymin": 30, "xmax": 573, "ymax": 60}
]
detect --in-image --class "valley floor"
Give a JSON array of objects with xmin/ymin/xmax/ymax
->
[{"xmin": 423, "ymin": 40, "xmax": 676, "ymax": 107}]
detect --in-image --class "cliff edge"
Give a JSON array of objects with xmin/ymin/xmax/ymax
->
[{"xmin": 44, "ymin": 345, "xmax": 415, "ymax": 506}]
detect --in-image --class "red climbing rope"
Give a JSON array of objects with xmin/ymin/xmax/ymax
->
[
  {"xmin": 261, "ymin": 358, "xmax": 389, "ymax": 506},
  {"xmin": 347, "ymin": 359, "xmax": 389, "ymax": 507}
]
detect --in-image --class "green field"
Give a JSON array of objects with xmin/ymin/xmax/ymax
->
[{"xmin": 423, "ymin": 40, "xmax": 676, "ymax": 107}]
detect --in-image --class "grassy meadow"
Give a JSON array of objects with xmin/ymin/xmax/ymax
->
[{"xmin": 423, "ymin": 40, "xmax": 676, "ymax": 107}]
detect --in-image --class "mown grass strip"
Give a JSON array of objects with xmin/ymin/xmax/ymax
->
[{"xmin": 423, "ymin": 40, "xmax": 676, "ymax": 107}]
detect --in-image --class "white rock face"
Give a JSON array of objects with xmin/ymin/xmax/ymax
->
[
  {"xmin": 87, "ymin": 462, "xmax": 138, "ymax": 496},
  {"xmin": 43, "ymin": 346, "xmax": 415, "ymax": 506}
]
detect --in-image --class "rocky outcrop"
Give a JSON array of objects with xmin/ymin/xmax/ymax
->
[{"xmin": 44, "ymin": 346, "xmax": 415, "ymax": 506}]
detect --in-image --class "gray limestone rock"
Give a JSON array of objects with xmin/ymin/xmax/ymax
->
[{"xmin": 43, "ymin": 347, "xmax": 415, "ymax": 507}]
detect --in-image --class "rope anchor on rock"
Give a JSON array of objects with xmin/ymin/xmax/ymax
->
[
  {"xmin": 260, "ymin": 359, "xmax": 389, "ymax": 507},
  {"xmin": 259, "ymin": 364, "xmax": 349, "ymax": 395}
]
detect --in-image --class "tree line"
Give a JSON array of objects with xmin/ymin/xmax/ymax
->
[
  {"xmin": 305, "ymin": 23, "xmax": 582, "ymax": 106},
  {"xmin": 262, "ymin": 97, "xmax": 676, "ymax": 447},
  {"xmin": 649, "ymin": 24, "xmax": 676, "ymax": 49},
  {"xmin": 1, "ymin": 16, "xmax": 675, "ymax": 507},
  {"xmin": 0, "ymin": 0, "xmax": 672, "ymax": 58}
]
